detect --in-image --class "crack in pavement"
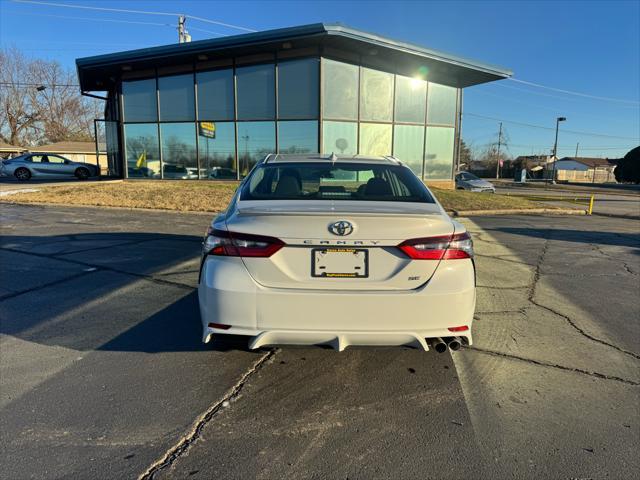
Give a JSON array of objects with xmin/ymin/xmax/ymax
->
[
  {"xmin": 0, "ymin": 246, "xmax": 195, "ymax": 294},
  {"xmin": 138, "ymin": 349, "xmax": 278, "ymax": 480},
  {"xmin": 590, "ymin": 243, "xmax": 639, "ymax": 276},
  {"xmin": 526, "ymin": 234, "xmax": 640, "ymax": 362},
  {"xmin": 464, "ymin": 346, "xmax": 640, "ymax": 386}
]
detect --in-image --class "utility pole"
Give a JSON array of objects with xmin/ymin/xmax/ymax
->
[
  {"xmin": 575, "ymin": 142, "xmax": 579, "ymax": 157},
  {"xmin": 550, "ymin": 116, "xmax": 567, "ymax": 184},
  {"xmin": 495, "ymin": 122, "xmax": 502, "ymax": 179},
  {"xmin": 178, "ymin": 15, "xmax": 191, "ymax": 43}
]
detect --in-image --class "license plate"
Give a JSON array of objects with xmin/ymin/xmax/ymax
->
[{"xmin": 312, "ymin": 248, "xmax": 369, "ymax": 278}]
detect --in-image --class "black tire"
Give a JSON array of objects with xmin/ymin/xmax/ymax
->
[
  {"xmin": 75, "ymin": 167, "xmax": 90, "ymax": 180},
  {"xmin": 14, "ymin": 167, "xmax": 31, "ymax": 181}
]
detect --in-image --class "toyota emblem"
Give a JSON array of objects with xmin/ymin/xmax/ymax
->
[{"xmin": 328, "ymin": 220, "xmax": 354, "ymax": 236}]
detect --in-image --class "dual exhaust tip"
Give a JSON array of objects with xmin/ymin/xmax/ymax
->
[{"xmin": 431, "ymin": 337, "xmax": 461, "ymax": 353}]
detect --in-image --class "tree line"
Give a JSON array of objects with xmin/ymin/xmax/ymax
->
[{"xmin": 0, "ymin": 47, "xmax": 102, "ymax": 147}]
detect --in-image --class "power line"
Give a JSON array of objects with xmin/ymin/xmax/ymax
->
[
  {"xmin": 507, "ymin": 78, "xmax": 640, "ymax": 106},
  {"xmin": 11, "ymin": 0, "xmax": 256, "ymax": 32},
  {"xmin": 465, "ymin": 112, "xmax": 640, "ymax": 141},
  {"xmin": 0, "ymin": 82, "xmax": 79, "ymax": 88}
]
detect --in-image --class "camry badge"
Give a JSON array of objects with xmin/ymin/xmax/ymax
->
[{"xmin": 328, "ymin": 220, "xmax": 354, "ymax": 236}]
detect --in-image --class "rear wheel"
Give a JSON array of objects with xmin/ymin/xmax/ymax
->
[
  {"xmin": 14, "ymin": 167, "xmax": 31, "ymax": 181},
  {"xmin": 75, "ymin": 167, "xmax": 90, "ymax": 180}
]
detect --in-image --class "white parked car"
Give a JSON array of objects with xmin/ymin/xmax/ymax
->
[
  {"xmin": 455, "ymin": 172, "xmax": 496, "ymax": 193},
  {"xmin": 199, "ymin": 154, "xmax": 476, "ymax": 352}
]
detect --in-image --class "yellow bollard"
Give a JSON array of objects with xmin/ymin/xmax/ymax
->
[{"xmin": 587, "ymin": 194, "xmax": 594, "ymax": 215}]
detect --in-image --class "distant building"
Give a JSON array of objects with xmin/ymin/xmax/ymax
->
[
  {"xmin": 0, "ymin": 142, "xmax": 27, "ymax": 159},
  {"xmin": 554, "ymin": 156, "xmax": 616, "ymax": 183}
]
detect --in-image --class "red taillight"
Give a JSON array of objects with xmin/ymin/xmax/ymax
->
[
  {"xmin": 398, "ymin": 232, "xmax": 473, "ymax": 260},
  {"xmin": 203, "ymin": 228, "xmax": 284, "ymax": 258},
  {"xmin": 448, "ymin": 326, "xmax": 469, "ymax": 332}
]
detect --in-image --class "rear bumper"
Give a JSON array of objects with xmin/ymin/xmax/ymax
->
[{"xmin": 198, "ymin": 256, "xmax": 476, "ymax": 351}]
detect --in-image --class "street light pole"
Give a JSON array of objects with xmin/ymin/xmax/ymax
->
[
  {"xmin": 495, "ymin": 122, "xmax": 502, "ymax": 180},
  {"xmin": 550, "ymin": 116, "xmax": 566, "ymax": 184}
]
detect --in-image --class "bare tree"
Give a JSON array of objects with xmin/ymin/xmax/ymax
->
[
  {"xmin": 0, "ymin": 48, "xmax": 40, "ymax": 145},
  {"xmin": 0, "ymin": 47, "xmax": 102, "ymax": 146}
]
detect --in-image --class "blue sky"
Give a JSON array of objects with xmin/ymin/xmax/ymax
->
[{"xmin": 1, "ymin": 0, "xmax": 638, "ymax": 158}]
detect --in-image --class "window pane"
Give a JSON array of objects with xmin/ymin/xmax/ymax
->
[
  {"xmin": 393, "ymin": 125, "xmax": 424, "ymax": 177},
  {"xmin": 158, "ymin": 74, "xmax": 195, "ymax": 121},
  {"xmin": 278, "ymin": 121, "xmax": 318, "ymax": 154},
  {"xmin": 198, "ymin": 121, "xmax": 236, "ymax": 179},
  {"xmin": 278, "ymin": 58, "xmax": 319, "ymax": 119},
  {"xmin": 236, "ymin": 64, "xmax": 275, "ymax": 120},
  {"xmin": 122, "ymin": 79, "xmax": 157, "ymax": 122},
  {"xmin": 237, "ymin": 121, "xmax": 275, "ymax": 176},
  {"xmin": 197, "ymin": 69, "xmax": 234, "ymax": 120},
  {"xmin": 322, "ymin": 59, "xmax": 358, "ymax": 120},
  {"xmin": 359, "ymin": 123, "xmax": 392, "ymax": 156},
  {"xmin": 395, "ymin": 75, "xmax": 426, "ymax": 124},
  {"xmin": 424, "ymin": 126, "xmax": 455, "ymax": 179},
  {"xmin": 160, "ymin": 123, "xmax": 197, "ymax": 179},
  {"xmin": 360, "ymin": 68, "xmax": 393, "ymax": 122},
  {"xmin": 124, "ymin": 123, "xmax": 160, "ymax": 178},
  {"xmin": 427, "ymin": 83, "xmax": 457, "ymax": 126},
  {"xmin": 322, "ymin": 121, "xmax": 357, "ymax": 155}
]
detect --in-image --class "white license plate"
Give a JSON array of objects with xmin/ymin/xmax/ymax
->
[{"xmin": 312, "ymin": 248, "xmax": 369, "ymax": 278}]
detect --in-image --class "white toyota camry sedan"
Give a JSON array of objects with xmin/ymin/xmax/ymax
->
[{"xmin": 198, "ymin": 154, "xmax": 475, "ymax": 352}]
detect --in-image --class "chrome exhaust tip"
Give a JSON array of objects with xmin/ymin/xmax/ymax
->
[
  {"xmin": 446, "ymin": 337, "xmax": 461, "ymax": 351},
  {"xmin": 432, "ymin": 337, "xmax": 447, "ymax": 353}
]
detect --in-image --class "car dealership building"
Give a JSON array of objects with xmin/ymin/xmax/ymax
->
[{"xmin": 76, "ymin": 23, "xmax": 511, "ymax": 186}]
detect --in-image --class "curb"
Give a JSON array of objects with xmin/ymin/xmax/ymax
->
[
  {"xmin": 0, "ymin": 200, "xmax": 219, "ymax": 216},
  {"xmin": 451, "ymin": 208, "xmax": 587, "ymax": 217}
]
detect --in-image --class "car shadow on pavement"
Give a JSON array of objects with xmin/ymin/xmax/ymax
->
[
  {"xmin": 0, "ymin": 231, "xmax": 254, "ymax": 353},
  {"xmin": 488, "ymin": 227, "xmax": 640, "ymax": 251},
  {"xmin": 97, "ymin": 290, "xmax": 251, "ymax": 353}
]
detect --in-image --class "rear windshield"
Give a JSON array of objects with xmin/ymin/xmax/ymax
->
[{"xmin": 240, "ymin": 162, "xmax": 434, "ymax": 203}]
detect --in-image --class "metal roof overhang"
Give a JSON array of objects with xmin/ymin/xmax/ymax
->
[{"xmin": 76, "ymin": 23, "xmax": 512, "ymax": 92}]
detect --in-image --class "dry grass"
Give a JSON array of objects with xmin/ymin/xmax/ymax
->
[
  {"xmin": 430, "ymin": 187, "xmax": 545, "ymax": 211},
  {"xmin": 0, "ymin": 180, "xmax": 548, "ymax": 213}
]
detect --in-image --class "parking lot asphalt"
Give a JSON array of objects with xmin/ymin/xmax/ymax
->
[{"xmin": 1, "ymin": 203, "xmax": 638, "ymax": 479}]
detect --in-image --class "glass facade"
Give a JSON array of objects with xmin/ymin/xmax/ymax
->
[
  {"xmin": 118, "ymin": 55, "xmax": 458, "ymax": 181},
  {"xmin": 158, "ymin": 74, "xmax": 195, "ymax": 121},
  {"xmin": 278, "ymin": 121, "xmax": 318, "ymax": 154},
  {"xmin": 196, "ymin": 69, "xmax": 234, "ymax": 121},
  {"xmin": 278, "ymin": 58, "xmax": 319, "ymax": 119},
  {"xmin": 160, "ymin": 123, "xmax": 197, "ymax": 178},
  {"xmin": 237, "ymin": 122, "xmax": 275, "ymax": 176},
  {"xmin": 124, "ymin": 123, "xmax": 160, "ymax": 177}
]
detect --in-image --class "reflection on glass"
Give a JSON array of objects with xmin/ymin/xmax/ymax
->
[
  {"xmin": 322, "ymin": 121, "xmax": 357, "ymax": 155},
  {"xmin": 124, "ymin": 123, "xmax": 160, "ymax": 178},
  {"xmin": 278, "ymin": 59, "xmax": 319, "ymax": 119},
  {"xmin": 424, "ymin": 126, "xmax": 455, "ymax": 179},
  {"xmin": 360, "ymin": 68, "xmax": 393, "ymax": 122},
  {"xmin": 198, "ymin": 121, "xmax": 236, "ymax": 179},
  {"xmin": 237, "ymin": 121, "xmax": 275, "ymax": 176},
  {"xmin": 395, "ymin": 75, "xmax": 426, "ymax": 124},
  {"xmin": 359, "ymin": 123, "xmax": 392, "ymax": 156},
  {"xmin": 278, "ymin": 121, "xmax": 318, "ymax": 154},
  {"xmin": 197, "ymin": 69, "xmax": 234, "ymax": 120},
  {"xmin": 322, "ymin": 58, "xmax": 358, "ymax": 120},
  {"xmin": 160, "ymin": 123, "xmax": 197, "ymax": 179},
  {"xmin": 236, "ymin": 64, "xmax": 275, "ymax": 120},
  {"xmin": 158, "ymin": 74, "xmax": 195, "ymax": 121},
  {"xmin": 122, "ymin": 79, "xmax": 157, "ymax": 122},
  {"xmin": 393, "ymin": 125, "xmax": 424, "ymax": 177},
  {"xmin": 427, "ymin": 83, "xmax": 457, "ymax": 126}
]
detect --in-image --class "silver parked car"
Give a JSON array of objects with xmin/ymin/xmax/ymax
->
[
  {"xmin": 0, "ymin": 153, "xmax": 99, "ymax": 181},
  {"xmin": 455, "ymin": 172, "xmax": 496, "ymax": 193}
]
